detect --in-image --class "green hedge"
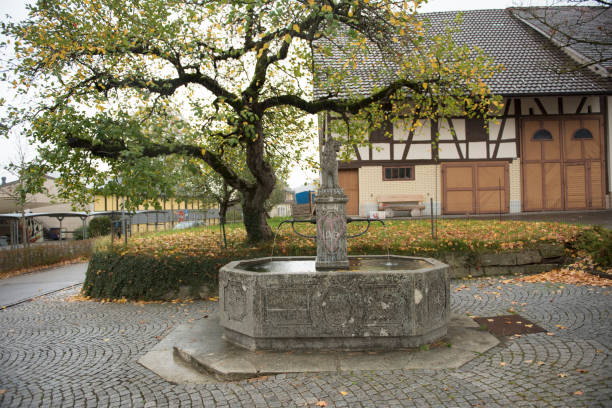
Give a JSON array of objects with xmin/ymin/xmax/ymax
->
[
  {"xmin": 573, "ymin": 226, "xmax": 612, "ymax": 268},
  {"xmin": 84, "ymin": 250, "xmax": 231, "ymax": 299},
  {"xmin": 82, "ymin": 220, "xmax": 609, "ymax": 300},
  {"xmin": 82, "ymin": 243, "xmax": 296, "ymax": 300}
]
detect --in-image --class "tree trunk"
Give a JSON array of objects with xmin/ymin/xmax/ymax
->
[
  {"xmin": 218, "ymin": 182, "xmax": 231, "ymax": 224},
  {"xmin": 240, "ymin": 121, "xmax": 276, "ymax": 243},
  {"xmin": 242, "ymin": 189, "xmax": 273, "ymax": 242}
]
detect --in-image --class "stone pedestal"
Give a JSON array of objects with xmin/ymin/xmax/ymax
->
[{"xmin": 315, "ymin": 189, "xmax": 349, "ymax": 269}]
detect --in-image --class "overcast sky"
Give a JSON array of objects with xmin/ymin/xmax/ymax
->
[{"xmin": 0, "ymin": 0, "xmax": 524, "ymax": 187}]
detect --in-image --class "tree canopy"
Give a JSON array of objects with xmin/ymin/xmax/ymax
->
[{"xmin": 1, "ymin": 0, "xmax": 502, "ymax": 242}]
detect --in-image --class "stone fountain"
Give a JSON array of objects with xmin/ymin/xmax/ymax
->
[
  {"xmin": 139, "ymin": 136, "xmax": 500, "ymax": 383},
  {"xmin": 218, "ymin": 134, "xmax": 450, "ymax": 351}
]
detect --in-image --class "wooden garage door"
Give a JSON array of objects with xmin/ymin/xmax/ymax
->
[
  {"xmin": 338, "ymin": 169, "xmax": 359, "ymax": 216},
  {"xmin": 522, "ymin": 116, "xmax": 605, "ymax": 211},
  {"xmin": 442, "ymin": 162, "xmax": 509, "ymax": 215}
]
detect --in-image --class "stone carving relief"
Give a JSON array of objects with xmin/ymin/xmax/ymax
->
[
  {"xmin": 316, "ymin": 207, "xmax": 346, "ymax": 256},
  {"xmin": 224, "ymin": 280, "xmax": 247, "ymax": 322},
  {"xmin": 363, "ymin": 285, "xmax": 404, "ymax": 326},
  {"xmin": 264, "ymin": 287, "xmax": 312, "ymax": 326},
  {"xmin": 321, "ymin": 285, "xmax": 353, "ymax": 327}
]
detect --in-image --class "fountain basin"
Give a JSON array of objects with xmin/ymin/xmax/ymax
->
[{"xmin": 219, "ymin": 255, "xmax": 450, "ymax": 351}]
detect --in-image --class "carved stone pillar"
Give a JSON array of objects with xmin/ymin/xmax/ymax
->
[{"xmin": 315, "ymin": 189, "xmax": 349, "ymax": 269}]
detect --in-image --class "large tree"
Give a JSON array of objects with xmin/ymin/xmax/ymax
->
[{"xmin": 1, "ymin": 0, "xmax": 502, "ymax": 242}]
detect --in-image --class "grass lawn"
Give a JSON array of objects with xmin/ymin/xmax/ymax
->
[{"xmin": 114, "ymin": 218, "xmax": 588, "ymax": 257}]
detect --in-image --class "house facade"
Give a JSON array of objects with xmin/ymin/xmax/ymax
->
[{"xmin": 316, "ymin": 8, "xmax": 611, "ymax": 216}]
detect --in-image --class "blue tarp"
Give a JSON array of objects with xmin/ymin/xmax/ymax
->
[{"xmin": 295, "ymin": 191, "xmax": 314, "ymax": 205}]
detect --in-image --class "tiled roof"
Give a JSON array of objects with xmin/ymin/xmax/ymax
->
[
  {"xmin": 313, "ymin": 8, "xmax": 612, "ymax": 99},
  {"xmin": 510, "ymin": 7, "xmax": 612, "ymax": 73}
]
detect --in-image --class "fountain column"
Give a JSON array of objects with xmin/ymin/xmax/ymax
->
[{"xmin": 315, "ymin": 136, "xmax": 349, "ymax": 269}]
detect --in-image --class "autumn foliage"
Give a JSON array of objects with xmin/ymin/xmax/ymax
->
[{"xmin": 81, "ymin": 219, "xmax": 611, "ymax": 300}]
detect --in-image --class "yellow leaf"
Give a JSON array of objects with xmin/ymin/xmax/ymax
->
[
  {"xmin": 316, "ymin": 402, "xmax": 327, "ymax": 407},
  {"xmin": 293, "ymin": 24, "xmax": 300, "ymax": 33},
  {"xmin": 339, "ymin": 391, "xmax": 348, "ymax": 396}
]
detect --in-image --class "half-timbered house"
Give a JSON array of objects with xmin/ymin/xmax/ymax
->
[{"xmin": 315, "ymin": 7, "xmax": 612, "ymax": 216}]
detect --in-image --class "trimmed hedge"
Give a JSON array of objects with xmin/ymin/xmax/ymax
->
[
  {"xmin": 84, "ymin": 249, "xmax": 235, "ymax": 300},
  {"xmin": 573, "ymin": 226, "xmax": 612, "ymax": 268},
  {"xmin": 83, "ymin": 220, "xmax": 607, "ymax": 300}
]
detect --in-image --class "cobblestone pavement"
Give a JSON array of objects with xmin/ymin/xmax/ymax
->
[{"xmin": 1, "ymin": 279, "xmax": 610, "ymax": 408}]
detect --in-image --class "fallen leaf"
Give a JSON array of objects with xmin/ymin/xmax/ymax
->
[
  {"xmin": 339, "ymin": 391, "xmax": 348, "ymax": 396},
  {"xmin": 546, "ymin": 332, "xmax": 555, "ymax": 336},
  {"xmin": 0, "ymin": 390, "xmax": 6, "ymax": 395},
  {"xmin": 487, "ymin": 319, "xmax": 494, "ymax": 322},
  {"xmin": 525, "ymin": 360, "xmax": 533, "ymax": 364},
  {"xmin": 499, "ymin": 362, "xmax": 506, "ymax": 366},
  {"xmin": 525, "ymin": 324, "xmax": 533, "ymax": 328},
  {"xmin": 247, "ymin": 376, "xmax": 268, "ymax": 382},
  {"xmin": 536, "ymin": 361, "xmax": 545, "ymax": 366},
  {"xmin": 316, "ymin": 401, "xmax": 327, "ymax": 407},
  {"xmin": 103, "ymin": 338, "xmax": 109, "ymax": 342},
  {"xmin": 576, "ymin": 369, "xmax": 589, "ymax": 374},
  {"xmin": 558, "ymin": 373, "xmax": 568, "ymax": 378},
  {"xmin": 573, "ymin": 390, "xmax": 583, "ymax": 396}
]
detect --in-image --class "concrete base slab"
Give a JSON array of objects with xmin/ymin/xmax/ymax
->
[{"xmin": 139, "ymin": 313, "xmax": 499, "ymax": 383}]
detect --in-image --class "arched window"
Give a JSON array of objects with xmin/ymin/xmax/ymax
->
[
  {"xmin": 533, "ymin": 129, "xmax": 553, "ymax": 140},
  {"xmin": 573, "ymin": 128, "xmax": 593, "ymax": 139}
]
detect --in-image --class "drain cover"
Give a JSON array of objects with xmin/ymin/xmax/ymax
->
[{"xmin": 473, "ymin": 315, "xmax": 546, "ymax": 336}]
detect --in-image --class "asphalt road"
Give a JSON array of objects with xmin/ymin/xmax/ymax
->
[{"xmin": 0, "ymin": 262, "xmax": 88, "ymax": 308}]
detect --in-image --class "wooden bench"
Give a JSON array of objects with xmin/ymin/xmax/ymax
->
[{"xmin": 377, "ymin": 194, "xmax": 426, "ymax": 217}]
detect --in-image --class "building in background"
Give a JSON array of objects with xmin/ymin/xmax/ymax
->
[
  {"xmin": 316, "ymin": 7, "xmax": 611, "ymax": 216},
  {"xmin": 268, "ymin": 188, "xmax": 296, "ymax": 218},
  {"xmin": 0, "ymin": 175, "xmax": 93, "ymax": 242}
]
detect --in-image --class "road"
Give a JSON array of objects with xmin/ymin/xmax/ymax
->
[{"xmin": 0, "ymin": 262, "xmax": 88, "ymax": 308}]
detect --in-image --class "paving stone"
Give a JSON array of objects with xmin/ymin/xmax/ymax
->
[{"xmin": 0, "ymin": 280, "xmax": 610, "ymax": 407}]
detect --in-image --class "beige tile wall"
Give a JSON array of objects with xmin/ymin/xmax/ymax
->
[{"xmin": 358, "ymin": 165, "xmax": 441, "ymax": 215}]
